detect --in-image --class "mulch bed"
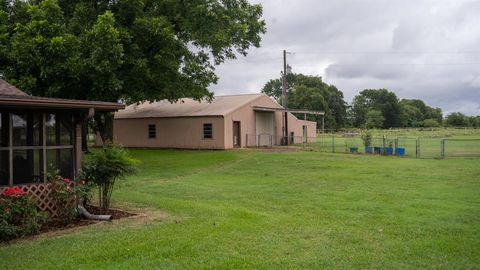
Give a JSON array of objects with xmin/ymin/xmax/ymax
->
[
  {"xmin": 40, "ymin": 205, "xmax": 136, "ymax": 234},
  {"xmin": 85, "ymin": 205, "xmax": 136, "ymax": 219}
]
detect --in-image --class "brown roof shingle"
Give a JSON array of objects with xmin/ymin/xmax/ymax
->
[
  {"xmin": 0, "ymin": 79, "xmax": 28, "ymax": 96},
  {"xmin": 0, "ymin": 79, "xmax": 124, "ymax": 111}
]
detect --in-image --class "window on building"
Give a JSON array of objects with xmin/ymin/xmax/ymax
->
[
  {"xmin": 203, "ymin": 123, "xmax": 213, "ymax": 139},
  {"xmin": 148, "ymin": 124, "xmax": 156, "ymax": 138}
]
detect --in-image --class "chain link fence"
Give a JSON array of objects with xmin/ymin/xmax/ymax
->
[
  {"xmin": 244, "ymin": 131, "xmax": 480, "ymax": 158},
  {"xmin": 314, "ymin": 133, "xmax": 480, "ymax": 158},
  {"xmin": 245, "ymin": 134, "xmax": 316, "ymax": 148}
]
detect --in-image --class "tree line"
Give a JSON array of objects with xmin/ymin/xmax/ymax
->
[{"xmin": 261, "ymin": 73, "xmax": 480, "ymax": 129}]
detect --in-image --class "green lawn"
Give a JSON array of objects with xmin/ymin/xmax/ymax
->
[{"xmin": 1, "ymin": 150, "xmax": 480, "ymax": 269}]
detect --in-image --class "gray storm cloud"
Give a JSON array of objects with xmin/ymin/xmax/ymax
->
[{"xmin": 209, "ymin": 0, "xmax": 480, "ymax": 115}]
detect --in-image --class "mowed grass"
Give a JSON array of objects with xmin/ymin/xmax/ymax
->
[{"xmin": 1, "ymin": 150, "xmax": 480, "ymax": 269}]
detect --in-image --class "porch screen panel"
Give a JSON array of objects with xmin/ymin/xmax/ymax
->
[
  {"xmin": 13, "ymin": 149, "xmax": 43, "ymax": 184},
  {"xmin": 0, "ymin": 151, "xmax": 7, "ymax": 185},
  {"xmin": 46, "ymin": 114, "xmax": 72, "ymax": 146},
  {"xmin": 0, "ymin": 113, "xmax": 8, "ymax": 184},
  {"xmin": 0, "ymin": 112, "xmax": 8, "ymax": 147},
  {"xmin": 47, "ymin": 149, "xmax": 73, "ymax": 179},
  {"xmin": 46, "ymin": 114, "xmax": 56, "ymax": 146},
  {"xmin": 1, "ymin": 112, "xmax": 75, "ymax": 186},
  {"xmin": 12, "ymin": 113, "xmax": 42, "ymax": 146}
]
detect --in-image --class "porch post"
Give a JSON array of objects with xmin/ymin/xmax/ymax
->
[
  {"xmin": 8, "ymin": 113, "xmax": 13, "ymax": 186},
  {"xmin": 74, "ymin": 122, "xmax": 82, "ymax": 177}
]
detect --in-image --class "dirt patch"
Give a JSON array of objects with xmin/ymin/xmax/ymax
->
[
  {"xmin": 85, "ymin": 205, "xmax": 136, "ymax": 219},
  {"xmin": 40, "ymin": 219, "xmax": 97, "ymax": 234},
  {"xmin": 40, "ymin": 205, "xmax": 136, "ymax": 233}
]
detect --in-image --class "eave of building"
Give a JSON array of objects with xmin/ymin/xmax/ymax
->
[{"xmin": 0, "ymin": 95, "xmax": 125, "ymax": 111}]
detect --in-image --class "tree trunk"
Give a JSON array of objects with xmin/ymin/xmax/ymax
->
[
  {"xmin": 93, "ymin": 112, "xmax": 114, "ymax": 144},
  {"xmin": 81, "ymin": 120, "xmax": 89, "ymax": 153}
]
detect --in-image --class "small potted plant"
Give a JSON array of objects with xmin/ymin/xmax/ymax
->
[{"xmin": 361, "ymin": 132, "xmax": 373, "ymax": 154}]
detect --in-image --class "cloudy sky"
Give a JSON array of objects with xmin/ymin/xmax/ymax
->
[{"xmin": 209, "ymin": 0, "xmax": 480, "ymax": 116}]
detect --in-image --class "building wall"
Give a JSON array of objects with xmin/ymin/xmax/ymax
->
[
  {"xmin": 287, "ymin": 115, "xmax": 317, "ymax": 144},
  {"xmin": 112, "ymin": 94, "xmax": 317, "ymax": 150},
  {"xmin": 223, "ymin": 95, "xmax": 317, "ymax": 148},
  {"xmin": 224, "ymin": 95, "xmax": 283, "ymax": 148},
  {"xmin": 113, "ymin": 116, "xmax": 225, "ymax": 149},
  {"xmin": 272, "ymin": 111, "xmax": 317, "ymax": 145}
]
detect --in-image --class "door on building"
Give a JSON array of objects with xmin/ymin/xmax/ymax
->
[
  {"xmin": 255, "ymin": 112, "xmax": 274, "ymax": 147},
  {"xmin": 303, "ymin": 125, "xmax": 307, "ymax": 143},
  {"xmin": 233, "ymin": 121, "xmax": 241, "ymax": 148}
]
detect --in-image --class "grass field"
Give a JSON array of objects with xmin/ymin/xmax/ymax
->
[{"xmin": 1, "ymin": 150, "xmax": 479, "ymax": 269}]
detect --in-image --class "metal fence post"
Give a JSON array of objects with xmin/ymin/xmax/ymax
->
[
  {"xmin": 382, "ymin": 135, "xmax": 386, "ymax": 155},
  {"xmin": 394, "ymin": 138, "xmax": 398, "ymax": 156},
  {"xmin": 332, "ymin": 134, "xmax": 335, "ymax": 153},
  {"xmin": 416, "ymin": 138, "xmax": 420, "ymax": 158},
  {"xmin": 441, "ymin": 139, "xmax": 445, "ymax": 158}
]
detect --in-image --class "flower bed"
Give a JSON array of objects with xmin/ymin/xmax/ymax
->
[{"xmin": 0, "ymin": 187, "xmax": 48, "ymax": 241}]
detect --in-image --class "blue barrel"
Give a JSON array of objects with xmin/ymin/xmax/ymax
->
[
  {"xmin": 385, "ymin": 147, "xmax": 394, "ymax": 155},
  {"xmin": 374, "ymin": 147, "xmax": 382, "ymax": 154},
  {"xmin": 365, "ymin": 146, "xmax": 373, "ymax": 154},
  {"xmin": 396, "ymin": 147, "xmax": 405, "ymax": 156}
]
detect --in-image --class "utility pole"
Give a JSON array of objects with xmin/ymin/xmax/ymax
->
[{"xmin": 282, "ymin": 50, "xmax": 289, "ymax": 145}]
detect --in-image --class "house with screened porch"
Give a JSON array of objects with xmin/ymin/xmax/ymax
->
[{"xmin": 0, "ymin": 79, "xmax": 124, "ymax": 210}]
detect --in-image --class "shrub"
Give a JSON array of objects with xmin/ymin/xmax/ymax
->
[
  {"xmin": 365, "ymin": 110, "xmax": 385, "ymax": 129},
  {"xmin": 82, "ymin": 144, "xmax": 137, "ymax": 210},
  {"xmin": 48, "ymin": 173, "xmax": 93, "ymax": 224},
  {"xmin": 361, "ymin": 131, "xmax": 373, "ymax": 147},
  {"xmin": 0, "ymin": 187, "xmax": 47, "ymax": 242},
  {"xmin": 423, "ymin": 118, "xmax": 440, "ymax": 127}
]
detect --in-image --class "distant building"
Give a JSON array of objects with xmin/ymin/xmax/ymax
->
[{"xmin": 112, "ymin": 93, "xmax": 316, "ymax": 149}]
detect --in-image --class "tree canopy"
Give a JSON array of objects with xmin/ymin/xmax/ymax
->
[
  {"xmin": 0, "ymin": 0, "xmax": 266, "ymax": 103},
  {"xmin": 261, "ymin": 74, "xmax": 347, "ymax": 129},
  {"xmin": 351, "ymin": 89, "xmax": 403, "ymax": 128},
  {"xmin": 399, "ymin": 99, "xmax": 442, "ymax": 127}
]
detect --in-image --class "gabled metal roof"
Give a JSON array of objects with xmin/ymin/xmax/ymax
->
[{"xmin": 115, "ymin": 93, "xmax": 269, "ymax": 119}]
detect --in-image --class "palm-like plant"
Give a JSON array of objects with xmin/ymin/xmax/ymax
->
[{"xmin": 82, "ymin": 144, "xmax": 137, "ymax": 210}]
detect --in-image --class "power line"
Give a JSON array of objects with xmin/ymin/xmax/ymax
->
[
  {"xmin": 293, "ymin": 51, "xmax": 480, "ymax": 55},
  {"xmin": 295, "ymin": 63, "xmax": 480, "ymax": 67}
]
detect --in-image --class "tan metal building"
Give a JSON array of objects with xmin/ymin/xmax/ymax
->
[{"xmin": 113, "ymin": 93, "xmax": 316, "ymax": 149}]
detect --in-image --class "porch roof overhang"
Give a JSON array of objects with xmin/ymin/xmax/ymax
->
[
  {"xmin": 252, "ymin": 106, "xmax": 325, "ymax": 115},
  {"xmin": 0, "ymin": 95, "xmax": 125, "ymax": 112}
]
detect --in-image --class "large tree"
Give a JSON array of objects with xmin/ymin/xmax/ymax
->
[
  {"xmin": 399, "ymin": 99, "xmax": 442, "ymax": 127},
  {"xmin": 445, "ymin": 112, "xmax": 469, "ymax": 127},
  {"xmin": 261, "ymin": 74, "xmax": 347, "ymax": 129},
  {"xmin": 351, "ymin": 89, "xmax": 403, "ymax": 128},
  {"xmin": 0, "ymin": 0, "xmax": 266, "ymax": 140}
]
